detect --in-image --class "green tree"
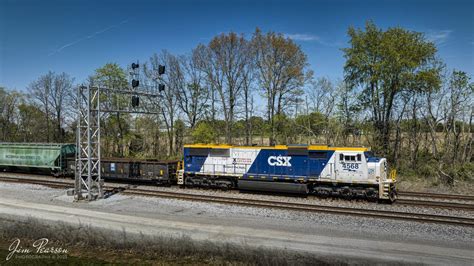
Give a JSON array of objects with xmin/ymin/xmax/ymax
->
[
  {"xmin": 174, "ymin": 119, "xmax": 186, "ymax": 156},
  {"xmin": 343, "ymin": 21, "xmax": 442, "ymax": 153},
  {"xmin": 0, "ymin": 88, "xmax": 20, "ymax": 141},
  {"xmin": 93, "ymin": 63, "xmax": 128, "ymax": 89},
  {"xmin": 93, "ymin": 63, "xmax": 129, "ymax": 156},
  {"xmin": 192, "ymin": 121, "xmax": 217, "ymax": 144},
  {"xmin": 17, "ymin": 102, "xmax": 46, "ymax": 142},
  {"xmin": 336, "ymin": 81, "xmax": 361, "ymax": 146}
]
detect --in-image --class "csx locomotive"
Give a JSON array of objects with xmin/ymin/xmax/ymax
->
[{"xmin": 180, "ymin": 144, "xmax": 397, "ymax": 202}]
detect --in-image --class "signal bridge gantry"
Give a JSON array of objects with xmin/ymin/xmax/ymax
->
[{"xmin": 74, "ymin": 62, "xmax": 165, "ymax": 201}]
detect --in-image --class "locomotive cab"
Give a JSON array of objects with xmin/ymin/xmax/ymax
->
[{"xmin": 365, "ymin": 152, "xmax": 397, "ymax": 202}]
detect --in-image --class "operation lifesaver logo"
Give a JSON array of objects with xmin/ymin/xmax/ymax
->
[
  {"xmin": 268, "ymin": 155, "xmax": 292, "ymax": 167},
  {"xmin": 6, "ymin": 238, "xmax": 68, "ymax": 261}
]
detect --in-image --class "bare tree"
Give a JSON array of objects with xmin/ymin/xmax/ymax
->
[
  {"xmin": 240, "ymin": 44, "xmax": 256, "ymax": 145},
  {"xmin": 145, "ymin": 51, "xmax": 182, "ymax": 156},
  {"xmin": 176, "ymin": 51, "xmax": 209, "ymax": 129},
  {"xmin": 49, "ymin": 72, "xmax": 74, "ymax": 142},
  {"xmin": 195, "ymin": 32, "xmax": 249, "ymax": 144},
  {"xmin": 28, "ymin": 72, "xmax": 54, "ymax": 142},
  {"xmin": 308, "ymin": 77, "xmax": 337, "ymax": 118},
  {"xmin": 252, "ymin": 28, "xmax": 311, "ymax": 145}
]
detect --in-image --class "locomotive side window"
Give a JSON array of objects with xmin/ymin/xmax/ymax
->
[
  {"xmin": 210, "ymin": 148, "xmax": 230, "ymax": 157},
  {"xmin": 340, "ymin": 154, "xmax": 362, "ymax": 162},
  {"xmin": 309, "ymin": 151, "xmax": 327, "ymax": 159},
  {"xmin": 344, "ymin": 155, "xmax": 356, "ymax": 161},
  {"xmin": 188, "ymin": 148, "xmax": 210, "ymax": 156},
  {"xmin": 288, "ymin": 148, "xmax": 308, "ymax": 156}
]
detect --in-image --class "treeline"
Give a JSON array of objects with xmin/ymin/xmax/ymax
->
[{"xmin": 0, "ymin": 22, "xmax": 472, "ymax": 184}]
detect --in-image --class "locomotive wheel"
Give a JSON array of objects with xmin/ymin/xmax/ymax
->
[
  {"xmin": 185, "ymin": 181, "xmax": 194, "ymax": 188},
  {"xmin": 365, "ymin": 189, "xmax": 378, "ymax": 202},
  {"xmin": 340, "ymin": 188, "xmax": 353, "ymax": 200},
  {"xmin": 316, "ymin": 189, "xmax": 330, "ymax": 198}
]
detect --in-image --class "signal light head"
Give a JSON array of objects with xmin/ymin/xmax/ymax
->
[
  {"xmin": 132, "ymin": 79, "xmax": 139, "ymax": 88},
  {"xmin": 159, "ymin": 84, "xmax": 165, "ymax": 92},
  {"xmin": 158, "ymin": 65, "xmax": 165, "ymax": 75},
  {"xmin": 131, "ymin": 95, "xmax": 140, "ymax": 107}
]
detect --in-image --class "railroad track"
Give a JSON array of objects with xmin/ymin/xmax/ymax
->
[
  {"xmin": 398, "ymin": 191, "xmax": 474, "ymax": 201},
  {"xmin": 3, "ymin": 172, "xmax": 474, "ymax": 203},
  {"xmin": 0, "ymin": 175, "xmax": 74, "ymax": 189},
  {"xmin": 122, "ymin": 188, "xmax": 474, "ymax": 227},
  {"xmin": 1, "ymin": 175, "xmax": 472, "ymax": 227},
  {"xmin": 395, "ymin": 199, "xmax": 474, "ymax": 211}
]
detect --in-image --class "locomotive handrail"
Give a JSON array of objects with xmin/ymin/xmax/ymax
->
[
  {"xmin": 390, "ymin": 169, "xmax": 397, "ymax": 182},
  {"xmin": 195, "ymin": 163, "xmax": 249, "ymax": 175}
]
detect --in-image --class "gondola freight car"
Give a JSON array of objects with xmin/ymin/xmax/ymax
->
[{"xmin": 101, "ymin": 158, "xmax": 180, "ymax": 185}]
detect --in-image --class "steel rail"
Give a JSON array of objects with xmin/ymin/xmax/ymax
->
[
  {"xmin": 123, "ymin": 188, "xmax": 474, "ymax": 227},
  {"xmin": 396, "ymin": 199, "xmax": 474, "ymax": 211},
  {"xmin": 398, "ymin": 191, "xmax": 474, "ymax": 201}
]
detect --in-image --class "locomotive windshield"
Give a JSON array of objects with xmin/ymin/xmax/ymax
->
[{"xmin": 364, "ymin": 151, "xmax": 375, "ymax": 158}]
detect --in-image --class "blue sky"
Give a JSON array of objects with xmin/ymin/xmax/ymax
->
[{"xmin": 1, "ymin": 0, "xmax": 473, "ymax": 90}]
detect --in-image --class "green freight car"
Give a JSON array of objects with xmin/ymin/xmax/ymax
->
[{"xmin": 0, "ymin": 143, "xmax": 76, "ymax": 176}]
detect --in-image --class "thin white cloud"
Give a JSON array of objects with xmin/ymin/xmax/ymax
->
[
  {"xmin": 285, "ymin": 33, "xmax": 345, "ymax": 48},
  {"xmin": 48, "ymin": 19, "xmax": 129, "ymax": 56},
  {"xmin": 425, "ymin": 30, "xmax": 452, "ymax": 45},
  {"xmin": 284, "ymin": 33, "xmax": 320, "ymax": 41}
]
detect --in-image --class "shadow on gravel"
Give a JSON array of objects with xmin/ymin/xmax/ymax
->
[{"xmin": 103, "ymin": 186, "xmax": 129, "ymax": 199}]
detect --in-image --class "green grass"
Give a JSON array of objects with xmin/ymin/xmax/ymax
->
[{"xmin": 0, "ymin": 248, "xmax": 108, "ymax": 265}]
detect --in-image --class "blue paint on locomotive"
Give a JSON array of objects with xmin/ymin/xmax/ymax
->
[
  {"xmin": 366, "ymin": 157, "xmax": 381, "ymax": 163},
  {"xmin": 184, "ymin": 146, "xmax": 339, "ymax": 180},
  {"xmin": 308, "ymin": 150, "xmax": 335, "ymax": 177},
  {"xmin": 364, "ymin": 151, "xmax": 382, "ymax": 162},
  {"xmin": 183, "ymin": 148, "xmax": 206, "ymax": 173},
  {"xmin": 245, "ymin": 149, "xmax": 335, "ymax": 180}
]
